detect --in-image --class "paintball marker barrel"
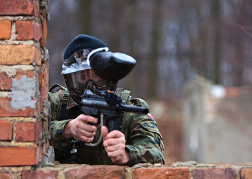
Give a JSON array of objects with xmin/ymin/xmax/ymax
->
[{"xmin": 81, "ymin": 98, "xmax": 149, "ymax": 114}]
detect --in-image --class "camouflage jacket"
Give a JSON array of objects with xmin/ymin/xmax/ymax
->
[{"xmin": 49, "ymin": 85, "xmax": 165, "ymax": 166}]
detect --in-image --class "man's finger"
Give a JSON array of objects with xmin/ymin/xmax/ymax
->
[
  {"xmin": 107, "ymin": 149, "xmax": 124, "ymax": 158},
  {"xmin": 106, "ymin": 143, "xmax": 121, "ymax": 152},
  {"xmin": 77, "ymin": 129, "xmax": 96, "ymax": 138},
  {"xmin": 106, "ymin": 130, "xmax": 124, "ymax": 139},
  {"xmin": 103, "ymin": 137, "xmax": 126, "ymax": 147},
  {"xmin": 101, "ymin": 126, "xmax": 108, "ymax": 140},
  {"xmin": 78, "ymin": 123, "xmax": 97, "ymax": 133},
  {"xmin": 78, "ymin": 114, "xmax": 98, "ymax": 124}
]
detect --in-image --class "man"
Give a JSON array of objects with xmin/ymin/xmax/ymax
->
[{"xmin": 49, "ymin": 34, "xmax": 165, "ymax": 166}]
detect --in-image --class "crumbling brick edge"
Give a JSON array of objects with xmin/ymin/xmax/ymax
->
[{"xmin": 1, "ymin": 161, "xmax": 252, "ymax": 179}]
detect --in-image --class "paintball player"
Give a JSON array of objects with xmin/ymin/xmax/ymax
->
[{"xmin": 49, "ymin": 34, "xmax": 165, "ymax": 166}]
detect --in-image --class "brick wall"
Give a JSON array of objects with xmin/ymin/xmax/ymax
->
[
  {"xmin": 20, "ymin": 162, "xmax": 252, "ymax": 179},
  {"xmin": 0, "ymin": 0, "xmax": 49, "ymax": 178}
]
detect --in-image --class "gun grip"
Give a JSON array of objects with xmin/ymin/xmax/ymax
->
[{"xmin": 107, "ymin": 120, "xmax": 117, "ymax": 132}]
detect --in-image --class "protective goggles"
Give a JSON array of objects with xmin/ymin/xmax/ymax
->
[{"xmin": 63, "ymin": 69, "xmax": 106, "ymax": 96}]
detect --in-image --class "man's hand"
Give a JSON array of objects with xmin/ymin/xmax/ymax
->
[
  {"xmin": 64, "ymin": 114, "xmax": 98, "ymax": 143},
  {"xmin": 101, "ymin": 126, "xmax": 130, "ymax": 165}
]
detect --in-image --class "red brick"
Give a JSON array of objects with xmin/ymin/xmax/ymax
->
[
  {"xmin": 16, "ymin": 121, "xmax": 42, "ymax": 142},
  {"xmin": 0, "ymin": 45, "xmax": 41, "ymax": 65},
  {"xmin": 0, "ymin": 72, "xmax": 12, "ymax": 90},
  {"xmin": 0, "ymin": 20, "xmax": 11, "ymax": 40},
  {"xmin": 16, "ymin": 70, "xmax": 35, "ymax": 81},
  {"xmin": 66, "ymin": 166, "xmax": 125, "ymax": 179},
  {"xmin": 0, "ymin": 121, "xmax": 12, "ymax": 141},
  {"xmin": 37, "ymin": 62, "xmax": 49, "ymax": 114},
  {"xmin": 22, "ymin": 170, "xmax": 58, "ymax": 179},
  {"xmin": 0, "ymin": 97, "xmax": 35, "ymax": 117},
  {"xmin": 0, "ymin": 0, "xmax": 40, "ymax": 17},
  {"xmin": 37, "ymin": 145, "xmax": 43, "ymax": 163},
  {"xmin": 39, "ymin": 18, "xmax": 47, "ymax": 47},
  {"xmin": 133, "ymin": 167, "xmax": 190, "ymax": 179},
  {"xmin": 38, "ymin": 62, "xmax": 49, "ymax": 103},
  {"xmin": 0, "ymin": 172, "xmax": 11, "ymax": 179},
  {"xmin": 193, "ymin": 167, "xmax": 235, "ymax": 179},
  {"xmin": 16, "ymin": 20, "xmax": 42, "ymax": 41},
  {"xmin": 0, "ymin": 146, "xmax": 39, "ymax": 166},
  {"xmin": 240, "ymin": 168, "xmax": 252, "ymax": 179}
]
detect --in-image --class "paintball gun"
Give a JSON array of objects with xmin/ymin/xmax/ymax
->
[{"xmin": 76, "ymin": 48, "xmax": 149, "ymax": 147}]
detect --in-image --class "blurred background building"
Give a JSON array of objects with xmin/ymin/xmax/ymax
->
[
  {"xmin": 47, "ymin": 0, "xmax": 252, "ymax": 164},
  {"xmin": 184, "ymin": 76, "xmax": 252, "ymax": 163}
]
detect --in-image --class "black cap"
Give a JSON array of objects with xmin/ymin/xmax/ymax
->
[{"xmin": 63, "ymin": 34, "xmax": 107, "ymax": 60}]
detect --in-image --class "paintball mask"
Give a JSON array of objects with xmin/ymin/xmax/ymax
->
[
  {"xmin": 62, "ymin": 47, "xmax": 110, "ymax": 104},
  {"xmin": 61, "ymin": 34, "xmax": 109, "ymax": 104}
]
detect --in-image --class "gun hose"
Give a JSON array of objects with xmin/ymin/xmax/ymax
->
[{"xmin": 85, "ymin": 114, "xmax": 104, "ymax": 147}]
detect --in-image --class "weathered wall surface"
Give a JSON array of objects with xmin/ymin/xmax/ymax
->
[
  {"xmin": 183, "ymin": 76, "xmax": 252, "ymax": 163},
  {"xmin": 20, "ymin": 162, "xmax": 252, "ymax": 179},
  {"xmin": 0, "ymin": 0, "xmax": 50, "ymax": 178}
]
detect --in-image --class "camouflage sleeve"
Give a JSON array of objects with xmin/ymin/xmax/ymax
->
[
  {"xmin": 124, "ymin": 99, "xmax": 165, "ymax": 166},
  {"xmin": 50, "ymin": 120, "xmax": 71, "ymax": 139},
  {"xmin": 48, "ymin": 90, "xmax": 72, "ymax": 150},
  {"xmin": 50, "ymin": 119, "xmax": 72, "ymax": 154}
]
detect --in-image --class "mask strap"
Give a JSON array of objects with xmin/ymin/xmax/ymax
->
[{"xmin": 87, "ymin": 47, "xmax": 109, "ymax": 66}]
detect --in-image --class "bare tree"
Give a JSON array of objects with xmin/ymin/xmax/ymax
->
[
  {"xmin": 77, "ymin": 0, "xmax": 92, "ymax": 35},
  {"xmin": 48, "ymin": 0, "xmax": 252, "ymax": 99},
  {"xmin": 123, "ymin": 0, "xmax": 138, "ymax": 94},
  {"xmin": 146, "ymin": 0, "xmax": 163, "ymax": 99},
  {"xmin": 211, "ymin": 0, "xmax": 221, "ymax": 84}
]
